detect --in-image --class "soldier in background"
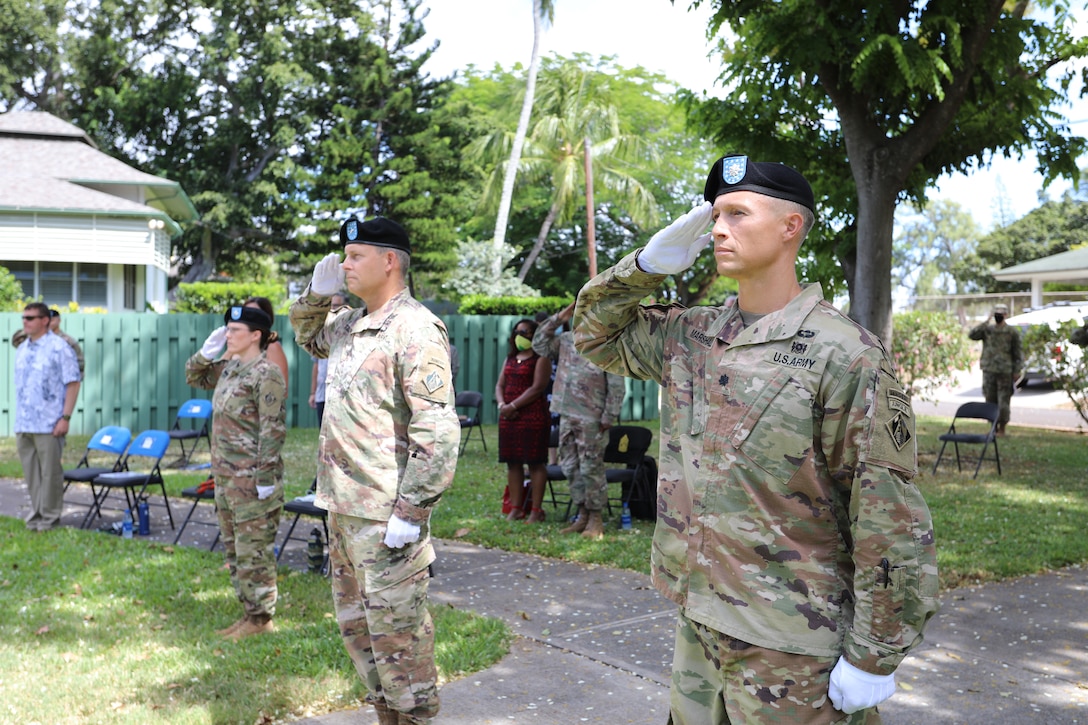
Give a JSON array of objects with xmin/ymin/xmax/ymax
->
[
  {"xmin": 186, "ymin": 305, "xmax": 286, "ymax": 640},
  {"xmin": 574, "ymin": 154, "xmax": 938, "ymax": 724},
  {"xmin": 532, "ymin": 301, "xmax": 624, "ymax": 539},
  {"xmin": 290, "ymin": 216, "xmax": 459, "ymax": 725},
  {"xmin": 12, "ymin": 309, "xmax": 84, "ymax": 376},
  {"xmin": 969, "ymin": 303, "xmax": 1022, "ymax": 435}
]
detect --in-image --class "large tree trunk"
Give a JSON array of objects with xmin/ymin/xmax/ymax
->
[
  {"xmin": 181, "ymin": 226, "xmax": 217, "ymax": 283},
  {"xmin": 848, "ymin": 151, "xmax": 899, "ymax": 344},
  {"xmin": 491, "ymin": 0, "xmax": 544, "ymax": 277}
]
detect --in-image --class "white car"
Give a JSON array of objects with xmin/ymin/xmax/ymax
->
[{"xmin": 1004, "ymin": 301, "xmax": 1088, "ymax": 385}]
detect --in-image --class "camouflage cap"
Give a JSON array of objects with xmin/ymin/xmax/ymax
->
[
  {"xmin": 703, "ymin": 154, "xmax": 814, "ymax": 211},
  {"xmin": 224, "ymin": 305, "xmax": 272, "ymax": 331},
  {"xmin": 993, "ymin": 303, "xmax": 1009, "ymax": 314},
  {"xmin": 339, "ymin": 216, "xmax": 411, "ymax": 255}
]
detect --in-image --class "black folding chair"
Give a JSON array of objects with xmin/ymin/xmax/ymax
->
[
  {"xmin": 455, "ymin": 390, "xmax": 487, "ymax": 455},
  {"xmin": 172, "ymin": 478, "xmax": 220, "ymax": 550},
  {"xmin": 932, "ymin": 401, "xmax": 1002, "ymax": 478},
  {"xmin": 603, "ymin": 425, "xmax": 654, "ymax": 516},
  {"xmin": 277, "ymin": 479, "xmax": 329, "ymax": 575},
  {"xmin": 545, "ymin": 423, "xmax": 571, "ymax": 513}
]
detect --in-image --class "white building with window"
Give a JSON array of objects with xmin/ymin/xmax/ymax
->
[{"xmin": 0, "ymin": 110, "xmax": 197, "ymax": 312}]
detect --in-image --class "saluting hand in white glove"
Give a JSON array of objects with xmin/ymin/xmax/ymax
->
[
  {"xmin": 828, "ymin": 658, "xmax": 897, "ymax": 714},
  {"xmin": 200, "ymin": 326, "xmax": 227, "ymax": 360},
  {"xmin": 638, "ymin": 201, "xmax": 714, "ymax": 274},
  {"xmin": 384, "ymin": 514, "xmax": 421, "ymax": 549},
  {"xmin": 310, "ymin": 252, "xmax": 345, "ymax": 296}
]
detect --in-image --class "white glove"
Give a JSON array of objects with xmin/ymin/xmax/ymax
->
[
  {"xmin": 256, "ymin": 485, "xmax": 276, "ymax": 500},
  {"xmin": 200, "ymin": 326, "xmax": 227, "ymax": 360},
  {"xmin": 638, "ymin": 201, "xmax": 714, "ymax": 274},
  {"xmin": 384, "ymin": 514, "xmax": 421, "ymax": 549},
  {"xmin": 310, "ymin": 252, "xmax": 345, "ymax": 296},
  {"xmin": 828, "ymin": 658, "xmax": 896, "ymax": 714}
]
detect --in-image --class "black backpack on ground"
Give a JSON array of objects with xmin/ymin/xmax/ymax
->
[{"xmin": 621, "ymin": 455, "xmax": 658, "ymax": 521}]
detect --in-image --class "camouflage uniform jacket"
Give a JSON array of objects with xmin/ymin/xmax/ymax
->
[
  {"xmin": 532, "ymin": 313, "xmax": 625, "ymax": 424},
  {"xmin": 185, "ymin": 351, "xmax": 287, "ymax": 519},
  {"xmin": 968, "ymin": 322, "xmax": 1023, "ymax": 374},
  {"xmin": 289, "ymin": 285, "xmax": 459, "ymax": 525},
  {"xmin": 573, "ymin": 251, "xmax": 939, "ymax": 675}
]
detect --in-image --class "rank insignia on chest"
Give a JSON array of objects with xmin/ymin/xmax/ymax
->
[
  {"xmin": 885, "ymin": 413, "xmax": 912, "ymax": 451},
  {"xmin": 422, "ymin": 370, "xmax": 444, "ymax": 394}
]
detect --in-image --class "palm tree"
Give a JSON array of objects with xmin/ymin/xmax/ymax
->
[
  {"xmin": 511, "ymin": 60, "xmax": 659, "ymax": 280},
  {"xmin": 490, "ymin": 0, "xmax": 555, "ymax": 278}
]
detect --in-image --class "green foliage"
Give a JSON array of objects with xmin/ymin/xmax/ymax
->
[
  {"xmin": 173, "ymin": 282, "xmax": 284, "ymax": 314},
  {"xmin": 891, "ymin": 311, "xmax": 974, "ymax": 401},
  {"xmin": 2, "ymin": 0, "xmax": 476, "ymax": 288},
  {"xmin": 452, "ymin": 55, "xmax": 717, "ymax": 301},
  {"xmin": 683, "ymin": 0, "xmax": 1088, "ymax": 336},
  {"xmin": 893, "ymin": 200, "xmax": 983, "ymax": 297},
  {"xmin": 1020, "ymin": 320, "xmax": 1088, "ymax": 425},
  {"xmin": 458, "ymin": 295, "xmax": 572, "ymax": 316},
  {"xmin": 968, "ymin": 195, "xmax": 1088, "ymax": 293},
  {"xmin": 0, "ymin": 265, "xmax": 25, "ymax": 311},
  {"xmin": 443, "ymin": 239, "xmax": 541, "ymax": 298},
  {"xmin": 0, "ymin": 518, "xmax": 508, "ymax": 724}
]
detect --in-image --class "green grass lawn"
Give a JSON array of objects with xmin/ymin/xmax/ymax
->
[{"xmin": 1, "ymin": 414, "xmax": 1086, "ymax": 722}]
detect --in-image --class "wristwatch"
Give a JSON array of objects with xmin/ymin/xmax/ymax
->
[{"xmin": 61, "ymin": 414, "xmax": 71, "ymax": 421}]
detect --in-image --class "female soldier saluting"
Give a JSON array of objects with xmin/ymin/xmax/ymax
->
[{"xmin": 186, "ymin": 305, "xmax": 287, "ymax": 641}]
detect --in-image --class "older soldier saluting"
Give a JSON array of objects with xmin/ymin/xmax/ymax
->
[
  {"xmin": 290, "ymin": 216, "xmax": 459, "ymax": 725},
  {"xmin": 574, "ymin": 154, "xmax": 939, "ymax": 724}
]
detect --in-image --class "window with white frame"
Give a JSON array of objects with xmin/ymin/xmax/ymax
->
[{"xmin": 0, "ymin": 261, "xmax": 110, "ymax": 307}]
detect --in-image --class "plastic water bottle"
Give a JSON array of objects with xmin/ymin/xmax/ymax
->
[
  {"xmin": 122, "ymin": 509, "xmax": 134, "ymax": 539},
  {"xmin": 307, "ymin": 528, "xmax": 324, "ymax": 573},
  {"xmin": 621, "ymin": 504, "xmax": 633, "ymax": 531},
  {"xmin": 137, "ymin": 499, "xmax": 150, "ymax": 535}
]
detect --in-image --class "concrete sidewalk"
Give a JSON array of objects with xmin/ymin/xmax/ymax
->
[{"xmin": 3, "ymin": 379, "xmax": 1088, "ymax": 725}]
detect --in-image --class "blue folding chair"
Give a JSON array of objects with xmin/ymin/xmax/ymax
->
[
  {"xmin": 65, "ymin": 425, "xmax": 132, "ymax": 523},
  {"xmin": 85, "ymin": 429, "xmax": 175, "ymax": 530},
  {"xmin": 168, "ymin": 399, "xmax": 213, "ymax": 466}
]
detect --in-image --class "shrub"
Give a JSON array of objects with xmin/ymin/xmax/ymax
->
[
  {"xmin": 459, "ymin": 295, "xmax": 573, "ymax": 316},
  {"xmin": 1021, "ymin": 321, "xmax": 1088, "ymax": 425},
  {"xmin": 891, "ymin": 311, "xmax": 975, "ymax": 401},
  {"xmin": 0, "ymin": 265, "xmax": 25, "ymax": 311},
  {"xmin": 173, "ymin": 282, "xmax": 284, "ymax": 313}
]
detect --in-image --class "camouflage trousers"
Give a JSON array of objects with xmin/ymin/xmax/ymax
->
[
  {"xmin": 328, "ymin": 511, "xmax": 438, "ymax": 724},
  {"xmin": 559, "ymin": 416, "xmax": 608, "ymax": 511},
  {"xmin": 669, "ymin": 612, "xmax": 880, "ymax": 725},
  {"xmin": 981, "ymin": 371, "xmax": 1016, "ymax": 426},
  {"xmin": 216, "ymin": 498, "xmax": 281, "ymax": 619}
]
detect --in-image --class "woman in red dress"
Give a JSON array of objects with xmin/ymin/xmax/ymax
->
[{"xmin": 495, "ymin": 318, "xmax": 552, "ymax": 522}]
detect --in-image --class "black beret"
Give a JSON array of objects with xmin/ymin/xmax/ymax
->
[
  {"xmin": 703, "ymin": 154, "xmax": 814, "ymax": 211},
  {"xmin": 224, "ymin": 305, "xmax": 272, "ymax": 332},
  {"xmin": 339, "ymin": 216, "xmax": 411, "ymax": 255},
  {"xmin": 48, "ymin": 309, "xmax": 60, "ymax": 319}
]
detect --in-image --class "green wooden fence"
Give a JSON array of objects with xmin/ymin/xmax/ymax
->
[{"xmin": 0, "ymin": 312, "xmax": 659, "ymax": 437}]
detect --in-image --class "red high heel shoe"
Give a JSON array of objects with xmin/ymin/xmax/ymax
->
[
  {"xmin": 506, "ymin": 508, "xmax": 526, "ymax": 522},
  {"xmin": 525, "ymin": 507, "xmax": 546, "ymax": 523}
]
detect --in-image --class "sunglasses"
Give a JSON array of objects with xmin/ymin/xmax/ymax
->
[{"xmin": 22, "ymin": 315, "xmax": 45, "ymax": 321}]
